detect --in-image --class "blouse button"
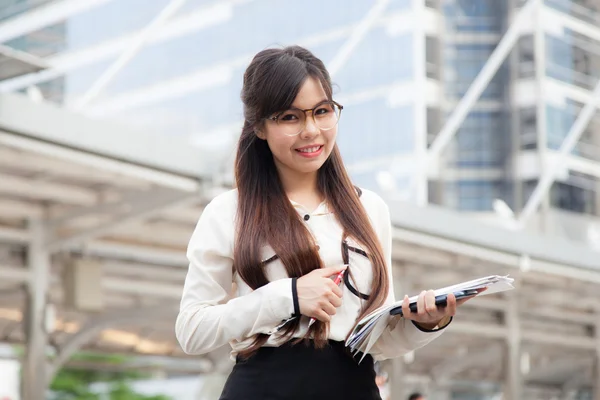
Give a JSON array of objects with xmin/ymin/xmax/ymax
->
[{"xmin": 303, "ymin": 214, "xmax": 310, "ymax": 221}]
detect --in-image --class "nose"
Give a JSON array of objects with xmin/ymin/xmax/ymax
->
[{"xmin": 300, "ymin": 114, "xmax": 319, "ymax": 139}]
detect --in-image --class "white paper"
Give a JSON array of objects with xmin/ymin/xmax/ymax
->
[{"xmin": 346, "ymin": 275, "xmax": 515, "ymax": 357}]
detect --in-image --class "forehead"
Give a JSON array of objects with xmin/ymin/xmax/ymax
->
[{"xmin": 291, "ymin": 77, "xmax": 328, "ymax": 109}]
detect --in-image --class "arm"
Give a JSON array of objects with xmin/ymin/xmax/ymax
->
[
  {"xmin": 175, "ymin": 200, "xmax": 295, "ymax": 355},
  {"xmin": 370, "ymin": 201, "xmax": 450, "ymax": 361}
]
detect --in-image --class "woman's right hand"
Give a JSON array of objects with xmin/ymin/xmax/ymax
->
[{"xmin": 296, "ymin": 265, "xmax": 346, "ymax": 322}]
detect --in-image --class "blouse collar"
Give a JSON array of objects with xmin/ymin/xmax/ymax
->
[{"xmin": 288, "ymin": 198, "xmax": 331, "ymax": 216}]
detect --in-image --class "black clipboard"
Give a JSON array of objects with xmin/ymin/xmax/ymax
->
[{"xmin": 389, "ymin": 289, "xmax": 480, "ymax": 316}]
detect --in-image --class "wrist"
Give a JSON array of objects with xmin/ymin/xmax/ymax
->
[
  {"xmin": 414, "ymin": 321, "xmax": 439, "ymax": 330},
  {"xmin": 413, "ymin": 316, "xmax": 452, "ymax": 331}
]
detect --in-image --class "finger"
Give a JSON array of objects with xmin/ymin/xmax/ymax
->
[
  {"xmin": 446, "ymin": 293, "xmax": 457, "ymax": 316},
  {"xmin": 401, "ymin": 295, "xmax": 411, "ymax": 318},
  {"xmin": 328, "ymin": 292, "xmax": 342, "ymax": 307},
  {"xmin": 326, "ymin": 279, "xmax": 343, "ymax": 294},
  {"xmin": 330, "ymin": 284, "xmax": 343, "ymax": 298},
  {"xmin": 315, "ymin": 310, "xmax": 331, "ymax": 322},
  {"xmin": 322, "ymin": 302, "xmax": 336, "ymax": 316},
  {"xmin": 425, "ymin": 290, "xmax": 437, "ymax": 316},
  {"xmin": 320, "ymin": 264, "xmax": 347, "ymax": 277},
  {"xmin": 417, "ymin": 291, "xmax": 427, "ymax": 317},
  {"xmin": 329, "ymin": 296, "xmax": 342, "ymax": 308}
]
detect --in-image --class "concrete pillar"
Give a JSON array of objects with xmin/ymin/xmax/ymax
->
[
  {"xmin": 503, "ymin": 293, "xmax": 522, "ymax": 400},
  {"xmin": 390, "ymin": 357, "xmax": 405, "ymax": 400},
  {"xmin": 593, "ymin": 314, "xmax": 600, "ymax": 400},
  {"xmin": 21, "ymin": 219, "xmax": 50, "ymax": 400},
  {"xmin": 390, "ymin": 264, "xmax": 407, "ymax": 399}
]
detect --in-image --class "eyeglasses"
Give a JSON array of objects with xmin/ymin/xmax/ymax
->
[{"xmin": 265, "ymin": 100, "xmax": 343, "ymax": 137}]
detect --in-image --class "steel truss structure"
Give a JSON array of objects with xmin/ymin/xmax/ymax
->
[{"xmin": 0, "ymin": 92, "xmax": 597, "ymax": 399}]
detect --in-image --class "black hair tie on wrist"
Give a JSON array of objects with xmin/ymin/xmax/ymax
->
[{"xmin": 291, "ymin": 278, "xmax": 300, "ymax": 317}]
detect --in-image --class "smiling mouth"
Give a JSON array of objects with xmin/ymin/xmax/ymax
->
[{"xmin": 296, "ymin": 145, "xmax": 323, "ymax": 153}]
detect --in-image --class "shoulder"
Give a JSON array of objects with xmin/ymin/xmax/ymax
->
[
  {"xmin": 194, "ymin": 189, "xmax": 239, "ymax": 234},
  {"xmin": 189, "ymin": 189, "xmax": 238, "ymax": 254},
  {"xmin": 357, "ymin": 187, "xmax": 389, "ymax": 213},
  {"xmin": 203, "ymin": 188, "xmax": 239, "ymax": 219},
  {"xmin": 356, "ymin": 187, "xmax": 391, "ymax": 232}
]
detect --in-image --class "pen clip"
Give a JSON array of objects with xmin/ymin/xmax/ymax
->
[{"xmin": 334, "ymin": 264, "xmax": 348, "ymax": 285}]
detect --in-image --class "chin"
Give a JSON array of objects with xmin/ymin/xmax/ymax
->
[
  {"xmin": 291, "ymin": 160, "xmax": 321, "ymax": 173},
  {"xmin": 299, "ymin": 165, "xmax": 323, "ymax": 174}
]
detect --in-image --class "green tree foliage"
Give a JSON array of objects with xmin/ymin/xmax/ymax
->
[{"xmin": 49, "ymin": 353, "xmax": 171, "ymax": 400}]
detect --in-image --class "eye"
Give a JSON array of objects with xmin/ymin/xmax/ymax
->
[
  {"xmin": 279, "ymin": 110, "xmax": 302, "ymax": 122},
  {"xmin": 280, "ymin": 113, "xmax": 297, "ymax": 121},
  {"xmin": 315, "ymin": 103, "xmax": 334, "ymax": 116}
]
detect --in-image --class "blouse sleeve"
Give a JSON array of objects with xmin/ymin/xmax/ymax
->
[
  {"xmin": 175, "ymin": 199, "xmax": 296, "ymax": 355},
  {"xmin": 369, "ymin": 200, "xmax": 449, "ymax": 361}
]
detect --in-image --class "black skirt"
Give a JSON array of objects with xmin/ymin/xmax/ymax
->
[{"xmin": 219, "ymin": 340, "xmax": 382, "ymax": 400}]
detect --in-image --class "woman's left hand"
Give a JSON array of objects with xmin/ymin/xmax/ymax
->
[{"xmin": 400, "ymin": 289, "xmax": 482, "ymax": 330}]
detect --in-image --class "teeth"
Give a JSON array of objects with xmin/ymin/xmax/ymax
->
[{"xmin": 298, "ymin": 146, "xmax": 320, "ymax": 153}]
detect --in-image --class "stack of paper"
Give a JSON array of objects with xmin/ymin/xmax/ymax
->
[{"xmin": 346, "ymin": 275, "xmax": 515, "ymax": 359}]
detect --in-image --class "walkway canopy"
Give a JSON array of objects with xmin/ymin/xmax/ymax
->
[{"xmin": 0, "ymin": 92, "xmax": 599, "ymax": 396}]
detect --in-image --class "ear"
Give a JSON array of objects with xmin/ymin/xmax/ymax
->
[{"xmin": 254, "ymin": 127, "xmax": 266, "ymax": 140}]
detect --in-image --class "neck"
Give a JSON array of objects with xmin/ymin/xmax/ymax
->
[{"xmin": 278, "ymin": 169, "xmax": 319, "ymax": 198}]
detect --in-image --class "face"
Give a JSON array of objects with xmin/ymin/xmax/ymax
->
[{"xmin": 257, "ymin": 77, "xmax": 338, "ymax": 180}]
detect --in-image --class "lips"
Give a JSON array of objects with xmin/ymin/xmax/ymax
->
[
  {"xmin": 294, "ymin": 145, "xmax": 324, "ymax": 158},
  {"xmin": 296, "ymin": 145, "xmax": 323, "ymax": 153}
]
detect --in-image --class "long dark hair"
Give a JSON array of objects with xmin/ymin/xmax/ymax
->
[{"xmin": 234, "ymin": 46, "xmax": 389, "ymax": 358}]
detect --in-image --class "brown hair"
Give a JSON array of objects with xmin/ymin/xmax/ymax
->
[{"xmin": 234, "ymin": 46, "xmax": 389, "ymax": 358}]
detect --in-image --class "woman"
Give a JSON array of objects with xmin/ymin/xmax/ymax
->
[{"xmin": 176, "ymin": 46, "xmax": 468, "ymax": 399}]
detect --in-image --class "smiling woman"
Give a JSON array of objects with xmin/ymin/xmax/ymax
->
[
  {"xmin": 175, "ymin": 45, "xmax": 461, "ymax": 400},
  {"xmin": 255, "ymin": 78, "xmax": 342, "ymax": 186}
]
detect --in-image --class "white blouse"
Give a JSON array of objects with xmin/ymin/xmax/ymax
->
[{"xmin": 175, "ymin": 188, "xmax": 446, "ymax": 361}]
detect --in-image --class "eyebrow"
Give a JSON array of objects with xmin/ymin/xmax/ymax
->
[{"xmin": 289, "ymin": 98, "xmax": 330, "ymax": 110}]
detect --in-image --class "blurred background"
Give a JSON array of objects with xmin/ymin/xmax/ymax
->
[{"xmin": 0, "ymin": 0, "xmax": 599, "ymax": 399}]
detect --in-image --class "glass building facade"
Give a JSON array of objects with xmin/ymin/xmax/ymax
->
[
  {"xmin": 0, "ymin": 0, "xmax": 66, "ymax": 101},
  {"xmin": 429, "ymin": 0, "xmax": 600, "ymax": 216},
  {"xmin": 427, "ymin": 0, "xmax": 511, "ymax": 211},
  {"xmin": 2, "ymin": 0, "xmax": 600, "ymax": 216},
  {"xmin": 1, "ymin": 0, "xmax": 427, "ymax": 200}
]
